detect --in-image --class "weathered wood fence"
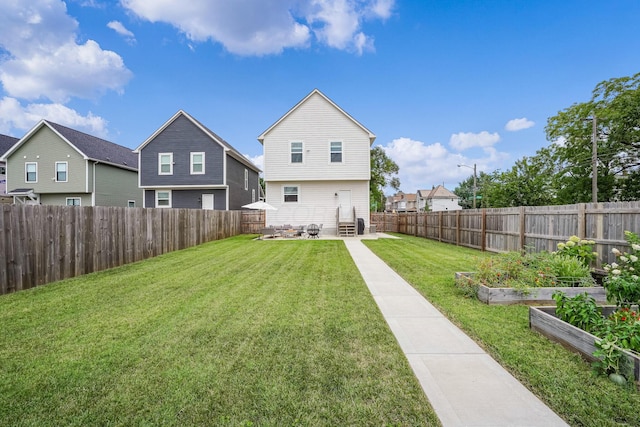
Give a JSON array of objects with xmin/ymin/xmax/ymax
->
[
  {"xmin": 0, "ymin": 205, "xmax": 243, "ymax": 295},
  {"xmin": 241, "ymin": 210, "xmax": 265, "ymax": 234},
  {"xmin": 371, "ymin": 202, "xmax": 640, "ymax": 266}
]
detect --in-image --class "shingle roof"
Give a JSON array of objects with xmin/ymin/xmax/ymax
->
[
  {"xmin": 0, "ymin": 134, "xmax": 19, "ymax": 157},
  {"xmin": 426, "ymin": 185, "xmax": 458, "ymax": 199},
  {"xmin": 47, "ymin": 121, "xmax": 138, "ymax": 170}
]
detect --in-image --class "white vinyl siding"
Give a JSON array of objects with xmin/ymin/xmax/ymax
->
[
  {"xmin": 55, "ymin": 162, "xmax": 68, "ymax": 182},
  {"xmin": 156, "ymin": 190, "xmax": 171, "ymax": 207},
  {"xmin": 25, "ymin": 162, "xmax": 37, "ymax": 183},
  {"xmin": 190, "ymin": 152, "xmax": 205, "ymax": 174},
  {"xmin": 262, "ymin": 93, "xmax": 370, "ymax": 182},
  {"xmin": 159, "ymin": 153, "xmax": 173, "ymax": 175}
]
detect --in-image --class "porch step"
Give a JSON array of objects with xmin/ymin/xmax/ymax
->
[{"xmin": 338, "ymin": 222, "xmax": 356, "ymax": 237}]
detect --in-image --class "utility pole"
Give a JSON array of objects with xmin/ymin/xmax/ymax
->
[
  {"xmin": 591, "ymin": 116, "xmax": 597, "ymax": 203},
  {"xmin": 457, "ymin": 163, "xmax": 477, "ymax": 209}
]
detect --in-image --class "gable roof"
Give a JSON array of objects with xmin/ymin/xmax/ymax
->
[
  {"xmin": 257, "ymin": 88, "xmax": 376, "ymax": 144},
  {"xmin": 134, "ymin": 110, "xmax": 260, "ymax": 172},
  {"xmin": 0, "ymin": 134, "xmax": 19, "ymax": 158},
  {"xmin": 1, "ymin": 121, "xmax": 137, "ymax": 170},
  {"xmin": 422, "ymin": 185, "xmax": 458, "ymax": 199}
]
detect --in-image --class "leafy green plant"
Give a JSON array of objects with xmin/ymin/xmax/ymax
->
[
  {"xmin": 555, "ymin": 235, "xmax": 598, "ymax": 268},
  {"xmin": 603, "ymin": 230, "xmax": 640, "ymax": 308},
  {"xmin": 547, "ymin": 255, "xmax": 594, "ymax": 286},
  {"xmin": 552, "ymin": 291, "xmax": 603, "ymax": 333}
]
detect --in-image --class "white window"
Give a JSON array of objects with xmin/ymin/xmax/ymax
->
[
  {"xmin": 25, "ymin": 162, "xmax": 37, "ymax": 183},
  {"xmin": 190, "ymin": 152, "xmax": 205, "ymax": 174},
  {"xmin": 66, "ymin": 197, "xmax": 81, "ymax": 206},
  {"xmin": 283, "ymin": 185, "xmax": 299, "ymax": 203},
  {"xmin": 156, "ymin": 190, "xmax": 171, "ymax": 208},
  {"xmin": 290, "ymin": 142, "xmax": 303, "ymax": 163},
  {"xmin": 158, "ymin": 153, "xmax": 173, "ymax": 175},
  {"xmin": 0, "ymin": 166, "xmax": 5, "ymax": 175},
  {"xmin": 128, "ymin": 200, "xmax": 136, "ymax": 208},
  {"xmin": 244, "ymin": 169, "xmax": 248, "ymax": 190},
  {"xmin": 252, "ymin": 188, "xmax": 256, "ymax": 203},
  {"xmin": 330, "ymin": 141, "xmax": 343, "ymax": 163},
  {"xmin": 55, "ymin": 162, "xmax": 68, "ymax": 182}
]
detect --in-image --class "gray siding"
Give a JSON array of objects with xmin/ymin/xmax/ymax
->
[
  {"xmin": 145, "ymin": 189, "xmax": 227, "ymax": 209},
  {"xmin": 227, "ymin": 156, "xmax": 260, "ymax": 209},
  {"xmin": 94, "ymin": 163, "xmax": 142, "ymax": 207},
  {"xmin": 139, "ymin": 115, "xmax": 224, "ymax": 187}
]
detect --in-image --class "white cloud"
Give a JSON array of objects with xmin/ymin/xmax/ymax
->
[
  {"xmin": 0, "ymin": 0, "xmax": 132, "ymax": 102},
  {"xmin": 107, "ymin": 20, "xmax": 136, "ymax": 43},
  {"xmin": 121, "ymin": 0, "xmax": 393, "ymax": 56},
  {"xmin": 378, "ymin": 136, "xmax": 510, "ymax": 194},
  {"xmin": 449, "ymin": 131, "xmax": 500, "ymax": 151},
  {"xmin": 245, "ymin": 153, "xmax": 264, "ymax": 173},
  {"xmin": 505, "ymin": 117, "xmax": 535, "ymax": 131},
  {"xmin": 0, "ymin": 97, "xmax": 108, "ymax": 137}
]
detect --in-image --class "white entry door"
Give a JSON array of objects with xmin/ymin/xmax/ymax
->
[
  {"xmin": 202, "ymin": 194, "xmax": 214, "ymax": 210},
  {"xmin": 338, "ymin": 190, "xmax": 352, "ymax": 220}
]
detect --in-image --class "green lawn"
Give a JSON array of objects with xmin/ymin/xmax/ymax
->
[
  {"xmin": 0, "ymin": 235, "xmax": 439, "ymax": 426},
  {"xmin": 364, "ymin": 234, "xmax": 640, "ymax": 427}
]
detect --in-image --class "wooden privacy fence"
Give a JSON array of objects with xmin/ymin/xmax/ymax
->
[
  {"xmin": 241, "ymin": 210, "xmax": 265, "ymax": 234},
  {"xmin": 0, "ymin": 205, "xmax": 242, "ymax": 295},
  {"xmin": 371, "ymin": 201, "xmax": 640, "ymax": 267}
]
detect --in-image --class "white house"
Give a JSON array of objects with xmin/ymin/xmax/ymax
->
[
  {"xmin": 417, "ymin": 185, "xmax": 462, "ymax": 212},
  {"xmin": 257, "ymin": 89, "xmax": 375, "ymax": 236}
]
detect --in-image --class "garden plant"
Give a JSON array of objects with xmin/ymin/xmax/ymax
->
[{"xmin": 553, "ymin": 231, "xmax": 640, "ymax": 386}]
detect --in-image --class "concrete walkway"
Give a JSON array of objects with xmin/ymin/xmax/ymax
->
[{"xmin": 343, "ymin": 239, "xmax": 568, "ymax": 427}]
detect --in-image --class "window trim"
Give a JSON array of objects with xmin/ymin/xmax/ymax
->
[
  {"xmin": 251, "ymin": 188, "xmax": 256, "ymax": 203},
  {"xmin": 55, "ymin": 161, "xmax": 68, "ymax": 182},
  {"xmin": 244, "ymin": 169, "xmax": 248, "ymax": 190},
  {"xmin": 190, "ymin": 152, "xmax": 205, "ymax": 175},
  {"xmin": 25, "ymin": 162, "xmax": 38, "ymax": 183},
  {"xmin": 330, "ymin": 141, "xmax": 343, "ymax": 163},
  {"xmin": 66, "ymin": 197, "xmax": 81, "ymax": 206},
  {"xmin": 283, "ymin": 185, "xmax": 299, "ymax": 203},
  {"xmin": 155, "ymin": 190, "xmax": 172, "ymax": 208},
  {"xmin": 290, "ymin": 141, "xmax": 303, "ymax": 164},
  {"xmin": 158, "ymin": 153, "xmax": 173, "ymax": 175},
  {"xmin": 127, "ymin": 200, "xmax": 136, "ymax": 208}
]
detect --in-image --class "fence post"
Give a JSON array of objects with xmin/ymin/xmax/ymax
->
[
  {"xmin": 456, "ymin": 210, "xmax": 460, "ymax": 246},
  {"xmin": 519, "ymin": 206, "xmax": 526, "ymax": 250},
  {"xmin": 577, "ymin": 203, "xmax": 586, "ymax": 239},
  {"xmin": 481, "ymin": 209, "xmax": 487, "ymax": 251}
]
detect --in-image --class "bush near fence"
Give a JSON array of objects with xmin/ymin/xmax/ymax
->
[
  {"xmin": 0, "ymin": 205, "xmax": 243, "ymax": 295},
  {"xmin": 371, "ymin": 202, "xmax": 640, "ymax": 267}
]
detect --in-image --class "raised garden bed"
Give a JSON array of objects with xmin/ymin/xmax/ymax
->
[
  {"xmin": 455, "ymin": 272, "xmax": 607, "ymax": 305},
  {"xmin": 529, "ymin": 306, "xmax": 640, "ymax": 382}
]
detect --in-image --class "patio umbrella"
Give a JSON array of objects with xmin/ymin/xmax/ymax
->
[{"xmin": 241, "ymin": 201, "xmax": 277, "ymax": 210}]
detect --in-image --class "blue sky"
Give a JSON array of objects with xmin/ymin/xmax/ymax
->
[{"xmin": 1, "ymin": 0, "xmax": 638, "ymax": 193}]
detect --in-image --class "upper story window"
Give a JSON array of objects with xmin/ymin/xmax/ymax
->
[
  {"xmin": 283, "ymin": 185, "xmax": 299, "ymax": 203},
  {"xmin": 25, "ymin": 162, "xmax": 37, "ymax": 183},
  {"xmin": 290, "ymin": 142, "xmax": 303, "ymax": 163},
  {"xmin": 244, "ymin": 169, "xmax": 248, "ymax": 190},
  {"xmin": 190, "ymin": 152, "xmax": 205, "ymax": 175},
  {"xmin": 55, "ymin": 162, "xmax": 68, "ymax": 182},
  {"xmin": 159, "ymin": 153, "xmax": 173, "ymax": 175},
  {"xmin": 156, "ymin": 190, "xmax": 171, "ymax": 208},
  {"xmin": 330, "ymin": 141, "xmax": 343, "ymax": 163}
]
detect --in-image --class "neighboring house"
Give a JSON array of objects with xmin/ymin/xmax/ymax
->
[
  {"xmin": 134, "ymin": 110, "xmax": 261, "ymax": 210},
  {"xmin": 1, "ymin": 120, "xmax": 141, "ymax": 207},
  {"xmin": 417, "ymin": 185, "xmax": 462, "ymax": 211},
  {"xmin": 389, "ymin": 191, "xmax": 417, "ymax": 212},
  {"xmin": 258, "ymin": 89, "xmax": 375, "ymax": 236},
  {"xmin": 0, "ymin": 134, "xmax": 20, "ymax": 203}
]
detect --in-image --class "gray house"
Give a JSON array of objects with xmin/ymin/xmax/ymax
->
[
  {"xmin": 134, "ymin": 110, "xmax": 261, "ymax": 209},
  {"xmin": 0, "ymin": 120, "xmax": 141, "ymax": 206},
  {"xmin": 0, "ymin": 134, "xmax": 20, "ymax": 202}
]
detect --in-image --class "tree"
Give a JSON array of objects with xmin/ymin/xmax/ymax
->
[
  {"xmin": 370, "ymin": 146, "xmax": 400, "ymax": 211},
  {"xmin": 546, "ymin": 72, "xmax": 640, "ymax": 202},
  {"xmin": 454, "ymin": 171, "xmax": 497, "ymax": 208}
]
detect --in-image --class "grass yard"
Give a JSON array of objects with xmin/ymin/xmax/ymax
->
[
  {"xmin": 0, "ymin": 235, "xmax": 439, "ymax": 426},
  {"xmin": 364, "ymin": 234, "xmax": 640, "ymax": 427}
]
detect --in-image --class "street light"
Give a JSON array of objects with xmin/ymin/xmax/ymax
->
[{"xmin": 457, "ymin": 163, "xmax": 477, "ymax": 209}]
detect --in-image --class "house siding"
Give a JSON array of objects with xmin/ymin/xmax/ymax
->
[
  {"xmin": 94, "ymin": 163, "xmax": 142, "ymax": 207},
  {"xmin": 6, "ymin": 126, "xmax": 87, "ymax": 193},
  {"xmin": 227, "ymin": 156, "xmax": 260, "ymax": 209},
  {"xmin": 40, "ymin": 193, "xmax": 91, "ymax": 206},
  {"xmin": 145, "ymin": 189, "xmax": 227, "ymax": 209},
  {"xmin": 263, "ymin": 92, "xmax": 370, "ymax": 182},
  {"xmin": 139, "ymin": 115, "xmax": 225, "ymax": 187},
  {"xmin": 264, "ymin": 180, "xmax": 369, "ymax": 234}
]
